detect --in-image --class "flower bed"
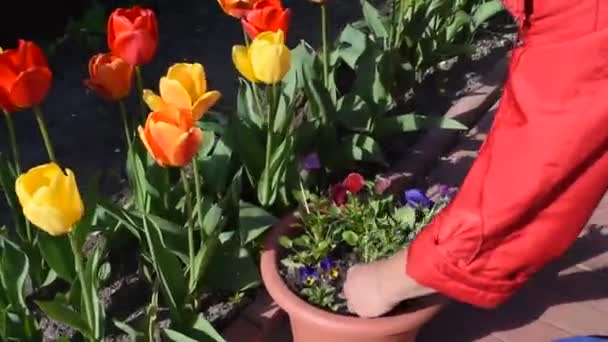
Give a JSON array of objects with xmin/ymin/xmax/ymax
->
[{"xmin": 0, "ymin": 0, "xmax": 508, "ymax": 340}]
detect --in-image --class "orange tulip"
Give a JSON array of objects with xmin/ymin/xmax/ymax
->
[
  {"xmin": 107, "ymin": 6, "xmax": 158, "ymax": 65},
  {"xmin": 217, "ymin": 0, "xmax": 262, "ymax": 18},
  {"xmin": 85, "ymin": 53, "xmax": 134, "ymax": 101},
  {"xmin": 0, "ymin": 40, "xmax": 52, "ymax": 112},
  {"xmin": 138, "ymin": 105, "xmax": 202, "ymax": 167}
]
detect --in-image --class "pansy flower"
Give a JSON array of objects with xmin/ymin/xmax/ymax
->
[
  {"xmin": 404, "ymin": 188, "xmax": 434, "ymax": 208},
  {"xmin": 299, "ymin": 266, "xmax": 319, "ymax": 286}
]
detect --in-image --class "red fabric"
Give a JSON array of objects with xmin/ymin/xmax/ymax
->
[{"xmin": 406, "ymin": 0, "xmax": 608, "ymax": 308}]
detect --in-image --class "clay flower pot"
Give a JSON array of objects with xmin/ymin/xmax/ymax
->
[{"xmin": 261, "ymin": 215, "xmax": 447, "ymax": 342}]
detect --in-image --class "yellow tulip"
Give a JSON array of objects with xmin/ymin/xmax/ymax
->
[
  {"xmin": 15, "ymin": 163, "xmax": 84, "ymax": 236},
  {"xmin": 143, "ymin": 63, "xmax": 221, "ymax": 120},
  {"xmin": 232, "ymin": 30, "xmax": 291, "ymax": 84}
]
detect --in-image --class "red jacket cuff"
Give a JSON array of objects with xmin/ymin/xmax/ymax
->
[{"xmin": 405, "ymin": 223, "xmax": 527, "ymax": 309}]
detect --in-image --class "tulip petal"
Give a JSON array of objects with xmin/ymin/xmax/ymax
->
[
  {"xmin": 148, "ymin": 120, "xmax": 188, "ymax": 166},
  {"xmin": 95, "ymin": 62, "xmax": 131, "ymax": 100},
  {"xmin": 192, "ymin": 91, "xmax": 221, "ymax": 120},
  {"xmin": 15, "ymin": 163, "xmax": 58, "ymax": 207},
  {"xmin": 143, "ymin": 89, "xmax": 166, "ymax": 111},
  {"xmin": 167, "ymin": 63, "xmax": 206, "ymax": 100},
  {"xmin": 9, "ymin": 67, "xmax": 52, "ymax": 108},
  {"xmin": 138, "ymin": 125, "xmax": 170, "ymax": 166},
  {"xmin": 170, "ymin": 128, "xmax": 203, "ymax": 166},
  {"xmin": 160, "ymin": 77, "xmax": 192, "ymax": 109},
  {"xmin": 112, "ymin": 30, "xmax": 157, "ymax": 66},
  {"xmin": 232, "ymin": 45, "xmax": 257, "ymax": 83},
  {"xmin": 23, "ymin": 201, "xmax": 74, "ymax": 236},
  {"xmin": 249, "ymin": 34, "xmax": 290, "ymax": 84}
]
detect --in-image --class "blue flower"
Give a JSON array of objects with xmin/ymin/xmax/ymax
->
[
  {"xmin": 320, "ymin": 258, "xmax": 333, "ymax": 271},
  {"xmin": 299, "ymin": 266, "xmax": 319, "ymax": 286},
  {"xmin": 404, "ymin": 189, "xmax": 434, "ymax": 208},
  {"xmin": 438, "ymin": 184, "xmax": 457, "ymax": 199},
  {"xmin": 301, "ymin": 153, "xmax": 321, "ymax": 170}
]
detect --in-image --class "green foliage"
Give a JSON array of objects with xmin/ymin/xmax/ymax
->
[{"xmin": 280, "ymin": 175, "xmax": 453, "ymax": 312}]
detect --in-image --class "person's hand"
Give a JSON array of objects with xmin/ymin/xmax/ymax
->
[{"xmin": 343, "ymin": 249, "xmax": 436, "ymax": 318}]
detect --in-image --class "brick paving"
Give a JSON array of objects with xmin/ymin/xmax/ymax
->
[{"xmin": 263, "ymin": 104, "xmax": 608, "ymax": 342}]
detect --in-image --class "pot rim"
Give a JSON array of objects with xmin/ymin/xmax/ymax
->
[{"xmin": 260, "ymin": 214, "xmax": 447, "ymax": 337}]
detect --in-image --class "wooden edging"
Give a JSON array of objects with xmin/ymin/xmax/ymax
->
[{"xmin": 222, "ymin": 56, "xmax": 510, "ymax": 342}]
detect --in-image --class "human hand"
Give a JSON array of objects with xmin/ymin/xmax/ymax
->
[{"xmin": 343, "ymin": 249, "xmax": 436, "ymax": 318}]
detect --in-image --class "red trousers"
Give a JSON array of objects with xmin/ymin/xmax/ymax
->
[{"xmin": 407, "ymin": 0, "xmax": 608, "ymax": 308}]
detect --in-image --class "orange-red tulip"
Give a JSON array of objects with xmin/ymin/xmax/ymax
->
[
  {"xmin": 85, "ymin": 53, "xmax": 134, "ymax": 101},
  {"xmin": 242, "ymin": 0, "xmax": 291, "ymax": 39},
  {"xmin": 107, "ymin": 6, "xmax": 158, "ymax": 66},
  {"xmin": 217, "ymin": 0, "xmax": 261, "ymax": 18},
  {"xmin": 0, "ymin": 40, "xmax": 52, "ymax": 112},
  {"xmin": 138, "ymin": 105, "xmax": 202, "ymax": 167}
]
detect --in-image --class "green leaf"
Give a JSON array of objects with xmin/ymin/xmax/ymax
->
[
  {"xmin": 446, "ymin": 10, "xmax": 471, "ymax": 42},
  {"xmin": 278, "ymin": 236, "xmax": 292, "ymax": 249},
  {"xmin": 84, "ymin": 245, "xmax": 105, "ymax": 339},
  {"xmin": 333, "ymin": 25, "xmax": 368, "ymax": 68},
  {"xmin": 163, "ymin": 314, "xmax": 224, "ymax": 342},
  {"xmin": 284, "ymin": 41, "xmax": 317, "ymax": 102},
  {"xmin": 342, "ymin": 134, "xmax": 387, "ymax": 165},
  {"xmin": 342, "ymin": 231, "xmax": 359, "ymax": 246},
  {"xmin": 472, "ymin": 0, "xmax": 505, "ymax": 28},
  {"xmin": 394, "ymin": 206, "xmax": 416, "ymax": 227},
  {"xmin": 361, "ymin": 0, "xmax": 388, "ymax": 38},
  {"xmin": 237, "ymin": 80, "xmax": 264, "ymax": 129},
  {"xmin": 204, "ymin": 234, "xmax": 260, "ymax": 291},
  {"xmin": 223, "ymin": 119, "xmax": 264, "ymax": 185},
  {"xmin": 0, "ymin": 238, "xmax": 28, "ymax": 312},
  {"xmin": 38, "ymin": 233, "xmax": 75, "ymax": 281},
  {"xmin": 113, "ymin": 319, "xmax": 144, "ymax": 340},
  {"xmin": 144, "ymin": 216, "xmax": 188, "ymax": 323},
  {"xmin": 36, "ymin": 300, "xmax": 90, "ymax": 337},
  {"xmin": 376, "ymin": 114, "xmax": 468, "ymax": 136},
  {"xmin": 202, "ymin": 203, "xmax": 223, "ymax": 237},
  {"xmin": 257, "ymin": 138, "xmax": 293, "ymax": 206},
  {"xmin": 198, "ymin": 130, "xmax": 217, "ymax": 158},
  {"xmin": 239, "ymin": 202, "xmax": 277, "ymax": 245},
  {"xmin": 302, "ymin": 67, "xmax": 336, "ymax": 123}
]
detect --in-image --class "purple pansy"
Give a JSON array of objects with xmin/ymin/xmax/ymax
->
[
  {"xmin": 301, "ymin": 152, "xmax": 321, "ymax": 170},
  {"xmin": 404, "ymin": 189, "xmax": 434, "ymax": 208},
  {"xmin": 438, "ymin": 184, "xmax": 457, "ymax": 199},
  {"xmin": 320, "ymin": 258, "xmax": 333, "ymax": 271},
  {"xmin": 299, "ymin": 266, "xmax": 319, "ymax": 286}
]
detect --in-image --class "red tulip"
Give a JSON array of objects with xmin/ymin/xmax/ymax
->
[
  {"xmin": 0, "ymin": 40, "xmax": 52, "ymax": 112},
  {"xmin": 107, "ymin": 6, "xmax": 158, "ymax": 65},
  {"xmin": 85, "ymin": 53, "xmax": 134, "ymax": 101},
  {"xmin": 343, "ymin": 172, "xmax": 365, "ymax": 193},
  {"xmin": 242, "ymin": 0, "xmax": 290, "ymax": 39}
]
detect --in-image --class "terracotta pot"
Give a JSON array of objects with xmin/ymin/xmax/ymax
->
[{"xmin": 261, "ymin": 215, "xmax": 447, "ymax": 342}]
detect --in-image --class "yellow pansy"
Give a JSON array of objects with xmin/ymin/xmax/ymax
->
[
  {"xmin": 143, "ymin": 63, "xmax": 221, "ymax": 120},
  {"xmin": 232, "ymin": 30, "xmax": 291, "ymax": 84},
  {"xmin": 15, "ymin": 163, "xmax": 84, "ymax": 236}
]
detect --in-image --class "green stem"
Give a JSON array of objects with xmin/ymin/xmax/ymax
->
[
  {"xmin": 119, "ymin": 101, "xmax": 133, "ymax": 151},
  {"xmin": 33, "ymin": 106, "xmax": 56, "ymax": 162},
  {"xmin": 136, "ymin": 66, "xmax": 147, "ymax": 122},
  {"xmin": 242, "ymin": 26, "xmax": 251, "ymax": 46},
  {"xmin": 3, "ymin": 110, "xmax": 20, "ymax": 173},
  {"xmin": 262, "ymin": 85, "xmax": 277, "ymax": 205},
  {"xmin": 191, "ymin": 158, "xmax": 205, "ymax": 237},
  {"xmin": 180, "ymin": 169, "xmax": 195, "ymax": 286},
  {"xmin": 69, "ymin": 233, "xmax": 94, "ymax": 338},
  {"xmin": 321, "ymin": 3, "xmax": 330, "ymax": 88}
]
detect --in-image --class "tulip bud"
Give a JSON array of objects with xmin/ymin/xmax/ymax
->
[
  {"xmin": 0, "ymin": 40, "xmax": 52, "ymax": 112},
  {"xmin": 107, "ymin": 6, "xmax": 158, "ymax": 65},
  {"xmin": 86, "ymin": 53, "xmax": 134, "ymax": 101},
  {"xmin": 15, "ymin": 163, "xmax": 84, "ymax": 236}
]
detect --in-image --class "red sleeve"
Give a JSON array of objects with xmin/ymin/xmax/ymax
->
[{"xmin": 406, "ymin": 2, "xmax": 608, "ymax": 309}]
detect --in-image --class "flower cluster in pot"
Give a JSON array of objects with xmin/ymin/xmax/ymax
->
[{"xmin": 279, "ymin": 172, "xmax": 456, "ymax": 313}]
